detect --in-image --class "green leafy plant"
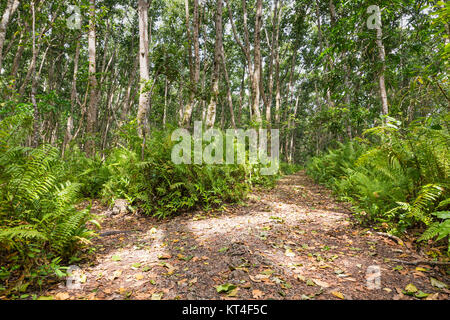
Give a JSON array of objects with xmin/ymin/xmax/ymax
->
[
  {"xmin": 307, "ymin": 115, "xmax": 449, "ymax": 250},
  {"xmin": 0, "ymin": 114, "xmax": 98, "ymax": 294}
]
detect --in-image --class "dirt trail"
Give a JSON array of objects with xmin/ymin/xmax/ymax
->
[{"xmin": 45, "ymin": 171, "xmax": 449, "ymax": 300}]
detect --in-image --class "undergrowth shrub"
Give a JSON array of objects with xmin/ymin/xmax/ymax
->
[
  {"xmin": 306, "ymin": 115, "xmax": 450, "ymax": 251},
  {"xmin": 0, "ymin": 112, "xmax": 98, "ymax": 294},
  {"xmin": 280, "ymin": 162, "xmax": 303, "ymax": 175},
  {"xmin": 99, "ymin": 129, "xmax": 284, "ymax": 218},
  {"xmin": 63, "ymin": 146, "xmax": 110, "ymax": 198}
]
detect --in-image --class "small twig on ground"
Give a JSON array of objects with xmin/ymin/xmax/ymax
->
[
  {"xmin": 376, "ymin": 232, "xmax": 404, "ymax": 245},
  {"xmin": 98, "ymin": 230, "xmax": 141, "ymax": 237},
  {"xmin": 388, "ymin": 259, "xmax": 450, "ymax": 266}
]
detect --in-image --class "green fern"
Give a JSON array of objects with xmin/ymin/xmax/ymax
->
[
  {"xmin": 0, "ymin": 225, "xmax": 47, "ymax": 243},
  {"xmin": 307, "ymin": 115, "xmax": 449, "ymax": 246},
  {"xmin": 0, "ymin": 119, "xmax": 97, "ymax": 288}
]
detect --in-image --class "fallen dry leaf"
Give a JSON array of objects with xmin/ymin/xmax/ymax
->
[
  {"xmin": 228, "ymin": 288, "xmax": 239, "ymax": 297},
  {"xmin": 331, "ymin": 291, "xmax": 345, "ymax": 299},
  {"xmin": 189, "ymin": 277, "xmax": 198, "ymax": 286},
  {"xmin": 284, "ymin": 248, "xmax": 295, "ymax": 257},
  {"xmin": 252, "ymin": 289, "xmax": 265, "ymax": 299},
  {"xmin": 135, "ymin": 274, "xmax": 145, "ymax": 280},
  {"xmin": 151, "ymin": 292, "xmax": 163, "ymax": 300},
  {"xmin": 55, "ymin": 292, "xmax": 70, "ymax": 300},
  {"xmin": 313, "ymin": 279, "xmax": 330, "ymax": 288},
  {"xmin": 158, "ymin": 253, "xmax": 172, "ymax": 260},
  {"xmin": 111, "ymin": 270, "xmax": 122, "ymax": 280}
]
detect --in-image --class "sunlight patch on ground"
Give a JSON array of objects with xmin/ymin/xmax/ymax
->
[{"xmin": 186, "ymin": 207, "xmax": 306, "ymax": 241}]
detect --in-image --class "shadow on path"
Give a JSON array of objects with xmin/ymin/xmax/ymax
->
[{"xmin": 44, "ymin": 171, "xmax": 449, "ymax": 300}]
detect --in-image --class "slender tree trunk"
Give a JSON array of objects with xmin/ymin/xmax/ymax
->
[
  {"xmin": 220, "ymin": 43, "xmax": 236, "ymax": 129},
  {"xmin": 315, "ymin": 0, "xmax": 333, "ymax": 109},
  {"xmin": 206, "ymin": 0, "xmax": 223, "ymax": 128},
  {"xmin": 10, "ymin": 22, "xmax": 28, "ymax": 83},
  {"xmin": 19, "ymin": 5, "xmax": 57, "ymax": 98},
  {"xmin": 85, "ymin": 0, "xmax": 98, "ymax": 157},
  {"xmin": 274, "ymin": 54, "xmax": 281, "ymax": 126},
  {"xmin": 181, "ymin": 0, "xmax": 200, "ymax": 127},
  {"xmin": 273, "ymin": 1, "xmax": 282, "ymax": 127},
  {"xmin": 329, "ymin": 0, "xmax": 352, "ymax": 138},
  {"xmin": 237, "ymin": 65, "xmax": 245, "ymax": 126},
  {"xmin": 163, "ymin": 76, "xmax": 168, "ymax": 129},
  {"xmin": 220, "ymin": 96, "xmax": 225, "ymax": 130},
  {"xmin": 343, "ymin": 64, "xmax": 353, "ymax": 139},
  {"xmin": 30, "ymin": 1, "xmax": 39, "ymax": 147},
  {"xmin": 201, "ymin": 22, "xmax": 209, "ymax": 124},
  {"xmin": 287, "ymin": 95, "xmax": 300, "ymax": 163},
  {"xmin": 201, "ymin": 60, "xmax": 208, "ymax": 123},
  {"xmin": 265, "ymin": 0, "xmax": 281, "ymax": 128},
  {"xmin": 375, "ymin": 22, "xmax": 389, "ymax": 116},
  {"xmin": 193, "ymin": 0, "xmax": 200, "ymax": 86},
  {"xmin": 18, "ymin": 33, "xmax": 42, "ymax": 97},
  {"xmin": 251, "ymin": 0, "xmax": 263, "ymax": 126},
  {"xmin": 101, "ymin": 78, "xmax": 117, "ymax": 154},
  {"xmin": 177, "ymin": 83, "xmax": 184, "ymax": 125},
  {"xmin": 225, "ymin": 0, "xmax": 261, "ymax": 126},
  {"xmin": 0, "ymin": 0, "xmax": 20, "ymax": 72},
  {"xmin": 62, "ymin": 38, "xmax": 81, "ymax": 157},
  {"xmin": 121, "ymin": 52, "xmax": 139, "ymax": 125},
  {"xmin": 136, "ymin": 0, "xmax": 151, "ymax": 137}
]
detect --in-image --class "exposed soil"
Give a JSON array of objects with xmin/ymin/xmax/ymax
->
[{"xmin": 42, "ymin": 171, "xmax": 449, "ymax": 300}]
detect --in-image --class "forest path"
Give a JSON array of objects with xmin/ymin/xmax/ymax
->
[{"xmin": 45, "ymin": 171, "xmax": 449, "ymax": 300}]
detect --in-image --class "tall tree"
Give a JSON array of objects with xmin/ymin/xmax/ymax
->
[
  {"xmin": 62, "ymin": 38, "xmax": 81, "ymax": 157},
  {"xmin": 205, "ymin": 0, "xmax": 223, "ymax": 128},
  {"xmin": 226, "ymin": 0, "xmax": 262, "ymax": 126},
  {"xmin": 85, "ymin": 0, "xmax": 98, "ymax": 157},
  {"xmin": 375, "ymin": 14, "xmax": 389, "ymax": 116},
  {"xmin": 181, "ymin": 0, "xmax": 200, "ymax": 128},
  {"xmin": 136, "ymin": 0, "xmax": 151, "ymax": 137},
  {"xmin": 0, "ymin": 0, "xmax": 20, "ymax": 72},
  {"xmin": 251, "ymin": 0, "xmax": 263, "ymax": 126}
]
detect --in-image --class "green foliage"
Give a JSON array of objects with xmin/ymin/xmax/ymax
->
[
  {"xmin": 419, "ymin": 211, "xmax": 450, "ymax": 253},
  {"xmin": 306, "ymin": 141, "xmax": 366, "ymax": 185},
  {"xmin": 307, "ymin": 115, "xmax": 449, "ymax": 249},
  {"xmin": 417, "ymin": 197, "xmax": 450, "ymax": 252},
  {"xmin": 0, "ymin": 114, "xmax": 97, "ymax": 294},
  {"xmin": 280, "ymin": 162, "xmax": 302, "ymax": 176},
  {"xmin": 99, "ymin": 130, "xmax": 283, "ymax": 219},
  {"xmin": 63, "ymin": 146, "xmax": 110, "ymax": 198}
]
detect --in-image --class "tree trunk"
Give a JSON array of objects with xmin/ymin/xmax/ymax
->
[
  {"xmin": 10, "ymin": 22, "xmax": 28, "ymax": 82},
  {"xmin": 30, "ymin": 1, "xmax": 39, "ymax": 147},
  {"xmin": 120, "ymin": 52, "xmax": 139, "ymax": 125},
  {"xmin": 136, "ymin": 0, "xmax": 151, "ymax": 137},
  {"xmin": 225, "ymin": 0, "xmax": 261, "ymax": 126},
  {"xmin": 265, "ymin": 0, "xmax": 281, "ymax": 128},
  {"xmin": 85, "ymin": 0, "xmax": 98, "ymax": 157},
  {"xmin": 237, "ymin": 65, "xmax": 245, "ymax": 126},
  {"xmin": 329, "ymin": 0, "xmax": 352, "ymax": 138},
  {"xmin": 251, "ymin": 0, "xmax": 263, "ymax": 126},
  {"xmin": 287, "ymin": 95, "xmax": 300, "ymax": 163},
  {"xmin": 163, "ymin": 76, "xmax": 168, "ymax": 129},
  {"xmin": 375, "ymin": 23, "xmax": 389, "ymax": 116},
  {"xmin": 273, "ymin": 1, "xmax": 282, "ymax": 127},
  {"xmin": 315, "ymin": 0, "xmax": 333, "ymax": 110},
  {"xmin": 19, "ymin": 5, "xmax": 57, "ymax": 98},
  {"xmin": 62, "ymin": 38, "xmax": 81, "ymax": 157},
  {"xmin": 206, "ymin": 0, "xmax": 223, "ymax": 128},
  {"xmin": 0, "ymin": 0, "xmax": 20, "ymax": 72},
  {"xmin": 181, "ymin": 0, "xmax": 200, "ymax": 128},
  {"xmin": 220, "ymin": 43, "xmax": 236, "ymax": 129}
]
